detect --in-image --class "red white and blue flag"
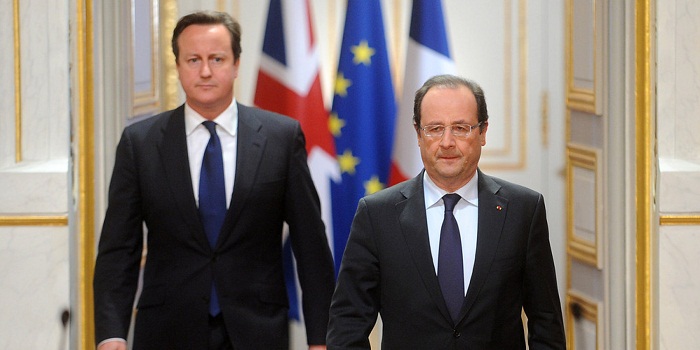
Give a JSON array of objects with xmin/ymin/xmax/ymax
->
[
  {"xmin": 254, "ymin": 0, "xmax": 339, "ymax": 321},
  {"xmin": 389, "ymin": 0, "xmax": 456, "ymax": 185}
]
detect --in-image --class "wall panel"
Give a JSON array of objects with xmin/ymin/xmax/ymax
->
[
  {"xmin": 565, "ymin": 0, "xmax": 608, "ymax": 348},
  {"xmin": 0, "ymin": 0, "xmax": 72, "ymax": 349},
  {"xmin": 657, "ymin": 2, "xmax": 700, "ymax": 349}
]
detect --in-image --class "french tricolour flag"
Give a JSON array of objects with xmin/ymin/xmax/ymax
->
[
  {"xmin": 254, "ymin": 0, "xmax": 339, "ymax": 321},
  {"xmin": 389, "ymin": 0, "xmax": 456, "ymax": 185}
]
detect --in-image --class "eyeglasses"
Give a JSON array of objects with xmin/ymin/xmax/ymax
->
[{"xmin": 419, "ymin": 122, "xmax": 484, "ymax": 138}]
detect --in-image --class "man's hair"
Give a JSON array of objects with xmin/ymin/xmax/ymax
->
[
  {"xmin": 171, "ymin": 10, "xmax": 242, "ymax": 63},
  {"xmin": 413, "ymin": 74, "xmax": 489, "ymax": 131}
]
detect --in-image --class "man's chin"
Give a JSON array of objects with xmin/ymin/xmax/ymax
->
[
  {"xmin": 434, "ymin": 167, "xmax": 462, "ymax": 180},
  {"xmin": 436, "ymin": 157, "xmax": 461, "ymax": 167},
  {"xmin": 189, "ymin": 96, "xmax": 220, "ymax": 106}
]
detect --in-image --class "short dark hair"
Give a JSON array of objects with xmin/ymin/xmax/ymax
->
[
  {"xmin": 413, "ymin": 74, "xmax": 488, "ymax": 132},
  {"xmin": 171, "ymin": 10, "xmax": 242, "ymax": 63}
]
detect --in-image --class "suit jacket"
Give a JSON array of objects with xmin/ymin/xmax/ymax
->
[
  {"xmin": 94, "ymin": 104, "xmax": 335, "ymax": 350},
  {"xmin": 327, "ymin": 170, "xmax": 565, "ymax": 349}
]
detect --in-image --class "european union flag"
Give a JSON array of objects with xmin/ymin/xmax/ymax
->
[{"xmin": 330, "ymin": 0, "xmax": 396, "ymax": 272}]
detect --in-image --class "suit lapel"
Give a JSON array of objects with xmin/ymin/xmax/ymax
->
[
  {"xmin": 219, "ymin": 104, "xmax": 266, "ymax": 244},
  {"xmin": 459, "ymin": 170, "xmax": 508, "ymax": 320},
  {"xmin": 158, "ymin": 105, "xmax": 211, "ymax": 250},
  {"xmin": 398, "ymin": 172, "xmax": 453, "ymax": 323}
]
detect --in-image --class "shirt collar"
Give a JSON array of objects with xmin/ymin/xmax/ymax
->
[
  {"xmin": 184, "ymin": 98, "xmax": 238, "ymax": 137},
  {"xmin": 423, "ymin": 170, "xmax": 479, "ymax": 210}
]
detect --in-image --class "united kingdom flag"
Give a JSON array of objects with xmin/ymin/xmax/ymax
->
[{"xmin": 254, "ymin": 0, "xmax": 339, "ymax": 322}]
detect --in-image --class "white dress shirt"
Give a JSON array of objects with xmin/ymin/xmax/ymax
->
[
  {"xmin": 423, "ymin": 171, "xmax": 479, "ymax": 296},
  {"xmin": 185, "ymin": 100, "xmax": 238, "ymax": 208}
]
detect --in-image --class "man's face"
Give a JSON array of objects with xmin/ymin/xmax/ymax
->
[
  {"xmin": 176, "ymin": 24, "xmax": 239, "ymax": 119},
  {"xmin": 417, "ymin": 85, "xmax": 487, "ymax": 192}
]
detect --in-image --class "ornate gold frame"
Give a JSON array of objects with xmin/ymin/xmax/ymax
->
[
  {"xmin": 566, "ymin": 144, "xmax": 602, "ymax": 268},
  {"xmin": 566, "ymin": 0, "xmax": 604, "ymax": 115}
]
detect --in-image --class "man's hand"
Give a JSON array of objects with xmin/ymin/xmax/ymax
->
[
  {"xmin": 97, "ymin": 340, "xmax": 127, "ymax": 350},
  {"xmin": 309, "ymin": 345, "xmax": 327, "ymax": 350}
]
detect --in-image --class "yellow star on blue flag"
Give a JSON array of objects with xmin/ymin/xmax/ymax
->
[
  {"xmin": 351, "ymin": 40, "xmax": 376, "ymax": 65},
  {"xmin": 364, "ymin": 175, "xmax": 385, "ymax": 195}
]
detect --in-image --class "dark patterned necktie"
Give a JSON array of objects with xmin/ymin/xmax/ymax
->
[
  {"xmin": 199, "ymin": 120, "xmax": 226, "ymax": 315},
  {"xmin": 438, "ymin": 193, "xmax": 464, "ymax": 323}
]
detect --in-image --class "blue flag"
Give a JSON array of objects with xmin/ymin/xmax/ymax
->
[
  {"xmin": 409, "ymin": 0, "xmax": 451, "ymax": 56},
  {"xmin": 330, "ymin": 0, "xmax": 397, "ymax": 272}
]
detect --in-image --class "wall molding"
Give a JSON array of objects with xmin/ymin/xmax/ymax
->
[
  {"xmin": 13, "ymin": 0, "xmax": 22, "ymax": 162},
  {"xmin": 634, "ymin": 0, "xmax": 654, "ymax": 348},
  {"xmin": 566, "ymin": 144, "xmax": 602, "ymax": 268},
  {"xmin": 76, "ymin": 0, "xmax": 96, "ymax": 347},
  {"xmin": 130, "ymin": 0, "xmax": 162, "ymax": 117},
  {"xmin": 566, "ymin": 291, "xmax": 601, "ymax": 350},
  {"xmin": 566, "ymin": 0, "xmax": 605, "ymax": 115},
  {"xmin": 659, "ymin": 215, "xmax": 700, "ymax": 226},
  {"xmin": 0, "ymin": 215, "xmax": 68, "ymax": 226},
  {"xmin": 480, "ymin": 0, "xmax": 528, "ymax": 171}
]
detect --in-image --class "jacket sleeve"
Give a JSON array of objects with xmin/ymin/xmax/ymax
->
[
  {"xmin": 523, "ymin": 194, "xmax": 566, "ymax": 349},
  {"xmin": 284, "ymin": 122, "xmax": 336, "ymax": 345},
  {"xmin": 327, "ymin": 198, "xmax": 380, "ymax": 349},
  {"xmin": 93, "ymin": 128, "xmax": 145, "ymax": 344}
]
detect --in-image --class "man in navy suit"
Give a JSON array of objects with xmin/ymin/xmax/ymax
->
[
  {"xmin": 327, "ymin": 74, "xmax": 565, "ymax": 349},
  {"xmin": 94, "ymin": 11, "xmax": 334, "ymax": 350}
]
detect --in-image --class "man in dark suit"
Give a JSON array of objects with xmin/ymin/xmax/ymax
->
[
  {"xmin": 93, "ymin": 11, "xmax": 335, "ymax": 350},
  {"xmin": 327, "ymin": 74, "xmax": 565, "ymax": 349}
]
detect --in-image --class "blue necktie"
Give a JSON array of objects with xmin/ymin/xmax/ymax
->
[
  {"xmin": 438, "ymin": 193, "xmax": 464, "ymax": 323},
  {"xmin": 199, "ymin": 120, "xmax": 226, "ymax": 316}
]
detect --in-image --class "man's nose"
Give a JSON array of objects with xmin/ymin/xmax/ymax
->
[
  {"xmin": 200, "ymin": 61, "xmax": 212, "ymax": 77},
  {"xmin": 439, "ymin": 127, "xmax": 456, "ymax": 146}
]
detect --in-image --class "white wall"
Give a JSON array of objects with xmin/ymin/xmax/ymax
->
[
  {"xmin": 0, "ymin": 0, "xmax": 72, "ymax": 349},
  {"xmin": 657, "ymin": 0, "xmax": 700, "ymax": 348}
]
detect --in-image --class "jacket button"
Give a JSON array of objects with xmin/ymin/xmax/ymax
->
[
  {"xmin": 453, "ymin": 330, "xmax": 461, "ymax": 338},
  {"xmin": 212, "ymin": 254, "xmax": 218, "ymax": 262}
]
